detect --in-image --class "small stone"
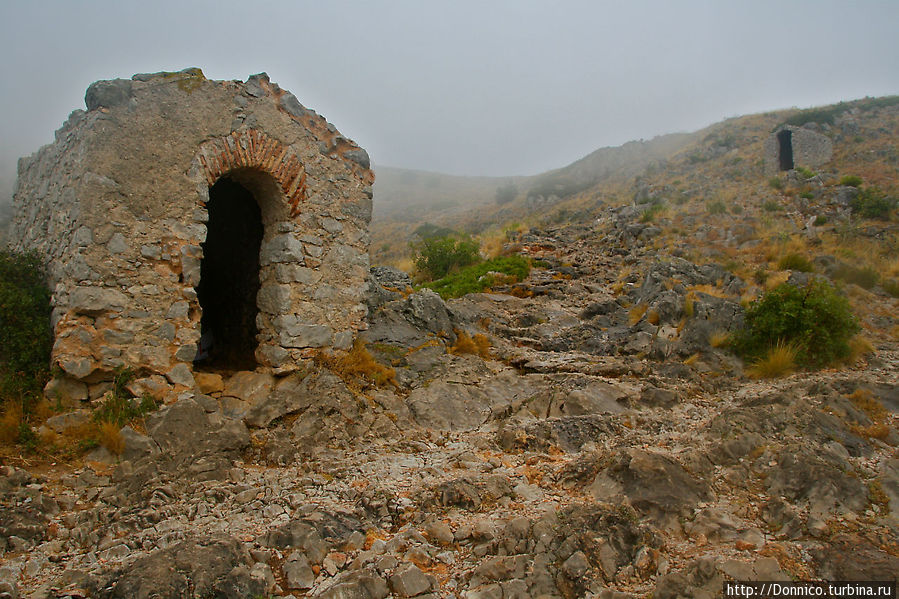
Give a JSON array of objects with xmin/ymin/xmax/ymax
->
[
  {"xmin": 195, "ymin": 372, "xmax": 224, "ymax": 394},
  {"xmin": 425, "ymin": 520, "xmax": 454, "ymax": 546},
  {"xmin": 165, "ymin": 363, "xmax": 195, "ymax": 387}
]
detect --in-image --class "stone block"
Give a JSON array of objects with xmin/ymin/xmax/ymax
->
[{"xmin": 195, "ymin": 372, "xmax": 224, "ymax": 394}]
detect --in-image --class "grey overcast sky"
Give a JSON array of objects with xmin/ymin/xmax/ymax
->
[{"xmin": 1, "ymin": 0, "xmax": 898, "ymax": 193}]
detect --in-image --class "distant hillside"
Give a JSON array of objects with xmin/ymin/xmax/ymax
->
[
  {"xmin": 370, "ymin": 95, "xmax": 899, "ymax": 267},
  {"xmin": 371, "ymin": 132, "xmax": 697, "ymax": 264}
]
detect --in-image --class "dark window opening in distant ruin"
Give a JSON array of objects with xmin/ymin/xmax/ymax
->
[
  {"xmin": 195, "ymin": 177, "xmax": 263, "ymax": 371},
  {"xmin": 777, "ymin": 129, "xmax": 794, "ymax": 171}
]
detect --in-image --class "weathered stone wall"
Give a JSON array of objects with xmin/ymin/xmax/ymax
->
[
  {"xmin": 764, "ymin": 125, "xmax": 833, "ymax": 174},
  {"xmin": 11, "ymin": 69, "xmax": 373, "ymax": 400}
]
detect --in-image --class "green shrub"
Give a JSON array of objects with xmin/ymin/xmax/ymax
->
[
  {"xmin": 850, "ymin": 187, "xmax": 897, "ymax": 220},
  {"xmin": 768, "ymin": 177, "xmax": 784, "ymax": 191},
  {"xmin": 813, "ymin": 215, "xmax": 829, "ymax": 226},
  {"xmin": 706, "ymin": 200, "xmax": 727, "ymax": 215},
  {"xmin": 93, "ymin": 367, "xmax": 159, "ymax": 426},
  {"xmin": 763, "ymin": 200, "xmax": 782, "ymax": 212},
  {"xmin": 840, "ymin": 175, "xmax": 863, "ymax": 187},
  {"xmin": 640, "ymin": 203, "xmax": 665, "ymax": 223},
  {"xmin": 732, "ymin": 279, "xmax": 860, "ymax": 369},
  {"xmin": 423, "ymin": 255, "xmax": 531, "ymax": 299},
  {"xmin": 784, "ymin": 107, "xmax": 840, "ymax": 127},
  {"xmin": 777, "ymin": 253, "xmax": 815, "ymax": 272},
  {"xmin": 1, "ymin": 250, "xmax": 52, "ymax": 414},
  {"xmin": 796, "ymin": 166, "xmax": 816, "ymax": 179},
  {"xmin": 831, "ymin": 264, "xmax": 879, "ymax": 289},
  {"xmin": 411, "ymin": 235, "xmax": 481, "ymax": 280},
  {"xmin": 800, "ymin": 191, "xmax": 815, "ymax": 200},
  {"xmin": 882, "ymin": 278, "xmax": 899, "ymax": 298}
]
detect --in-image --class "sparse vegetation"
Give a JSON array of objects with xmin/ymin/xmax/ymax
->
[
  {"xmin": 448, "ymin": 330, "xmax": 491, "ymax": 358},
  {"xmin": 762, "ymin": 200, "xmax": 782, "ymax": 212},
  {"xmin": 850, "ymin": 186, "xmax": 897, "ymax": 220},
  {"xmin": 745, "ymin": 340, "xmax": 799, "ymax": 379},
  {"xmin": 706, "ymin": 200, "xmax": 727, "ymax": 215},
  {"xmin": 315, "ymin": 339, "xmax": 398, "ymax": 392},
  {"xmin": 0, "ymin": 250, "xmax": 53, "ymax": 447},
  {"xmin": 411, "ymin": 234, "xmax": 481, "ymax": 280},
  {"xmin": 640, "ymin": 203, "xmax": 665, "ymax": 223},
  {"xmin": 777, "ymin": 253, "xmax": 814, "ymax": 272},
  {"xmin": 733, "ymin": 279, "xmax": 860, "ymax": 369},
  {"xmin": 839, "ymin": 175, "xmax": 863, "ymax": 187},
  {"xmin": 422, "ymin": 255, "xmax": 531, "ymax": 299},
  {"xmin": 831, "ymin": 263, "xmax": 879, "ymax": 289},
  {"xmin": 768, "ymin": 177, "xmax": 784, "ymax": 191}
]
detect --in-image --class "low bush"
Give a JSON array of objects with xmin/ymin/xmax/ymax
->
[
  {"xmin": 768, "ymin": 177, "xmax": 784, "ymax": 191},
  {"xmin": 706, "ymin": 200, "xmax": 727, "ymax": 215},
  {"xmin": 640, "ymin": 203, "xmax": 665, "ymax": 223},
  {"xmin": 777, "ymin": 253, "xmax": 814, "ymax": 272},
  {"xmin": 762, "ymin": 200, "xmax": 782, "ymax": 212},
  {"xmin": 839, "ymin": 175, "xmax": 863, "ymax": 187},
  {"xmin": 796, "ymin": 166, "xmax": 816, "ymax": 179},
  {"xmin": 831, "ymin": 264, "xmax": 879, "ymax": 289},
  {"xmin": 732, "ymin": 279, "xmax": 860, "ymax": 369},
  {"xmin": 1, "ymin": 250, "xmax": 53, "ymax": 445},
  {"xmin": 411, "ymin": 235, "xmax": 481, "ymax": 280},
  {"xmin": 423, "ymin": 255, "xmax": 531, "ymax": 299},
  {"xmin": 882, "ymin": 278, "xmax": 899, "ymax": 298},
  {"xmin": 850, "ymin": 187, "xmax": 897, "ymax": 220}
]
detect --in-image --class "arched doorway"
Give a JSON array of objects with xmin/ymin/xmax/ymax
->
[{"xmin": 195, "ymin": 176, "xmax": 264, "ymax": 370}]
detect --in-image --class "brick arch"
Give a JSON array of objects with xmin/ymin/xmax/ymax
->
[{"xmin": 195, "ymin": 130, "xmax": 307, "ymax": 217}]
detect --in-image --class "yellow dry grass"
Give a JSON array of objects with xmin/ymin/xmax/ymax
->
[
  {"xmin": 315, "ymin": 339, "xmax": 398, "ymax": 391},
  {"xmin": 709, "ymin": 330, "xmax": 731, "ymax": 348},
  {"xmin": 628, "ymin": 304, "xmax": 648, "ymax": 326},
  {"xmin": 745, "ymin": 340, "xmax": 799, "ymax": 379},
  {"xmin": 97, "ymin": 421, "xmax": 124, "ymax": 455},
  {"xmin": 449, "ymin": 330, "xmax": 491, "ymax": 359}
]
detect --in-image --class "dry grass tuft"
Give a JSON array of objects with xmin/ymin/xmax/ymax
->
[
  {"xmin": 449, "ymin": 330, "xmax": 492, "ymax": 359},
  {"xmin": 97, "ymin": 421, "xmax": 124, "ymax": 455},
  {"xmin": 848, "ymin": 388, "xmax": 888, "ymax": 422},
  {"xmin": 764, "ymin": 271, "xmax": 791, "ymax": 290},
  {"xmin": 683, "ymin": 294, "xmax": 695, "ymax": 318},
  {"xmin": 709, "ymin": 330, "xmax": 731, "ymax": 348},
  {"xmin": 646, "ymin": 309, "xmax": 660, "ymax": 326},
  {"xmin": 845, "ymin": 336, "xmax": 875, "ymax": 363},
  {"xmin": 745, "ymin": 340, "xmax": 799, "ymax": 379},
  {"xmin": 629, "ymin": 304, "xmax": 648, "ymax": 326},
  {"xmin": 316, "ymin": 339, "xmax": 398, "ymax": 391},
  {"xmin": 683, "ymin": 353, "xmax": 701, "ymax": 366},
  {"xmin": 0, "ymin": 406, "xmax": 22, "ymax": 445},
  {"xmin": 686, "ymin": 284, "xmax": 732, "ymax": 299}
]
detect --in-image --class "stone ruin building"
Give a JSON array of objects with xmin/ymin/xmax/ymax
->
[
  {"xmin": 764, "ymin": 124, "xmax": 833, "ymax": 173},
  {"xmin": 10, "ymin": 68, "xmax": 374, "ymax": 402}
]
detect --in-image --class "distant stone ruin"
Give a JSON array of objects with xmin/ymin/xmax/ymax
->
[
  {"xmin": 764, "ymin": 124, "xmax": 833, "ymax": 173},
  {"xmin": 10, "ymin": 68, "xmax": 374, "ymax": 400}
]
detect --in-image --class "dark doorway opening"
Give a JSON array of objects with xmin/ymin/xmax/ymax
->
[
  {"xmin": 195, "ymin": 177, "xmax": 263, "ymax": 371},
  {"xmin": 777, "ymin": 129, "xmax": 794, "ymax": 171}
]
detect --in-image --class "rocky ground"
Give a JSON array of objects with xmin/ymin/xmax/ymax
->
[{"xmin": 2, "ymin": 210, "xmax": 898, "ymax": 598}]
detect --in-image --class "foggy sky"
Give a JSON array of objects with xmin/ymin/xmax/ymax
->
[{"xmin": 1, "ymin": 0, "xmax": 898, "ymax": 197}]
